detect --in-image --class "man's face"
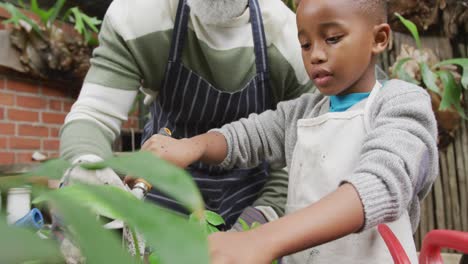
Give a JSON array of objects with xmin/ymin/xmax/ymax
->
[{"xmin": 296, "ymin": 0, "xmax": 377, "ymax": 95}]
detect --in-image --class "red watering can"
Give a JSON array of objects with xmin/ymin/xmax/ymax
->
[{"xmin": 378, "ymin": 224, "xmax": 468, "ymax": 264}]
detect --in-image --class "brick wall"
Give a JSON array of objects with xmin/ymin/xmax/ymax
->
[{"xmin": 0, "ymin": 75, "xmax": 140, "ymax": 165}]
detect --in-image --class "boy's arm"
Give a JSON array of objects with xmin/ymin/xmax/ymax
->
[
  {"xmin": 209, "ymin": 183, "xmax": 364, "ymax": 263},
  {"xmin": 142, "ymin": 99, "xmax": 292, "ymax": 170}
]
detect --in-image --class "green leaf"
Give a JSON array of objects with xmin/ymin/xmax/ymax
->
[
  {"xmin": 420, "ymin": 62, "xmax": 440, "ymax": 94},
  {"xmin": 393, "ymin": 58, "xmax": 420, "ymax": 85},
  {"xmin": 90, "ymin": 151, "xmax": 204, "ymax": 214},
  {"xmin": 251, "ymin": 222, "xmax": 261, "ymax": 229},
  {"xmin": 435, "ymin": 58, "xmax": 468, "ymax": 90},
  {"xmin": 148, "ymin": 253, "xmax": 162, "ymax": 264},
  {"xmin": 205, "ymin": 224, "xmax": 219, "ymax": 235},
  {"xmin": 0, "ymin": 218, "xmax": 62, "ymax": 263},
  {"xmin": 44, "ymin": 185, "xmax": 210, "ymax": 264},
  {"xmin": 47, "ymin": 0, "xmax": 66, "ymax": 25},
  {"xmin": 189, "ymin": 212, "xmax": 203, "ymax": 224},
  {"xmin": 34, "ymin": 184, "xmax": 122, "ymax": 220},
  {"xmin": 437, "ymin": 71, "xmax": 466, "ymax": 119},
  {"xmin": 23, "ymin": 158, "xmax": 71, "ymax": 180},
  {"xmin": 204, "ymin": 210, "xmax": 225, "ymax": 226},
  {"xmin": 45, "ymin": 190, "xmax": 136, "ymax": 264},
  {"xmin": 0, "ymin": 2, "xmax": 42, "ymax": 35},
  {"xmin": 65, "ymin": 7, "xmax": 102, "ymax": 45},
  {"xmin": 30, "ymin": 0, "xmax": 53, "ymax": 25},
  {"xmin": 238, "ymin": 218, "xmax": 250, "ymax": 231},
  {"xmin": 395, "ymin": 13, "xmax": 422, "ymax": 49}
]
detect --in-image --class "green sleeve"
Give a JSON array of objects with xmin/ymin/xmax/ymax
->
[
  {"xmin": 253, "ymin": 167, "xmax": 288, "ymax": 217},
  {"xmin": 84, "ymin": 14, "xmax": 141, "ymax": 90}
]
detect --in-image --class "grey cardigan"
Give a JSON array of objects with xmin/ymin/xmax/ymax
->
[{"xmin": 213, "ymin": 79, "xmax": 439, "ymax": 232}]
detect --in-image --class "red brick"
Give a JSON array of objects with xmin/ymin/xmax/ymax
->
[
  {"xmin": 6, "ymin": 79, "xmax": 39, "ymax": 93},
  {"xmin": 42, "ymin": 112, "xmax": 66, "ymax": 124},
  {"xmin": 63, "ymin": 101, "xmax": 74, "ymax": 112},
  {"xmin": 17, "ymin": 95, "xmax": 47, "ymax": 109},
  {"xmin": 10, "ymin": 137, "xmax": 41, "ymax": 150},
  {"xmin": 8, "ymin": 109, "xmax": 39, "ymax": 122},
  {"xmin": 0, "ymin": 92, "xmax": 14, "ymax": 106},
  {"xmin": 47, "ymin": 152, "xmax": 59, "ymax": 159},
  {"xmin": 49, "ymin": 127, "xmax": 60, "ymax": 137},
  {"xmin": 0, "ymin": 152, "xmax": 15, "ymax": 164},
  {"xmin": 43, "ymin": 139, "xmax": 60, "ymax": 151},
  {"xmin": 0, "ymin": 108, "xmax": 4, "ymax": 120},
  {"xmin": 49, "ymin": 99, "xmax": 63, "ymax": 111},
  {"xmin": 42, "ymin": 86, "xmax": 67, "ymax": 97},
  {"xmin": 123, "ymin": 118, "xmax": 139, "ymax": 129},
  {"xmin": 16, "ymin": 152, "xmax": 36, "ymax": 163},
  {"xmin": 19, "ymin": 124, "xmax": 49, "ymax": 137},
  {"xmin": 0, "ymin": 123, "xmax": 15, "ymax": 135},
  {"xmin": 0, "ymin": 137, "xmax": 7, "ymax": 149}
]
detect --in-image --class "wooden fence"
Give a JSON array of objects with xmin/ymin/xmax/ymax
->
[{"xmin": 379, "ymin": 32, "xmax": 468, "ymax": 251}]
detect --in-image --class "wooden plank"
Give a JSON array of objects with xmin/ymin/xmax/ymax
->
[
  {"xmin": 419, "ymin": 191, "xmax": 428, "ymax": 251},
  {"xmin": 455, "ymin": 125, "xmax": 468, "ymax": 231},
  {"xmin": 433, "ymin": 167, "xmax": 446, "ymax": 229},
  {"xmin": 419, "ymin": 199, "xmax": 427, "ymax": 251},
  {"xmin": 440, "ymin": 151, "xmax": 453, "ymax": 230},
  {"xmin": 447, "ymin": 144, "xmax": 462, "ymax": 231},
  {"xmin": 414, "ymin": 226, "xmax": 421, "ymax": 251},
  {"xmin": 426, "ymin": 187, "xmax": 435, "ymax": 232},
  {"xmin": 462, "ymin": 119, "xmax": 468, "ymax": 232}
]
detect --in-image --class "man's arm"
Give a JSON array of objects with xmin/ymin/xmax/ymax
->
[
  {"xmin": 60, "ymin": 1, "xmax": 141, "ymax": 163},
  {"xmin": 253, "ymin": 167, "xmax": 288, "ymax": 218}
]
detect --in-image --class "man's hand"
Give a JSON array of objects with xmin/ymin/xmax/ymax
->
[
  {"xmin": 62, "ymin": 166, "xmax": 126, "ymax": 190},
  {"xmin": 141, "ymin": 134, "xmax": 206, "ymax": 168},
  {"xmin": 208, "ymin": 231, "xmax": 274, "ymax": 264}
]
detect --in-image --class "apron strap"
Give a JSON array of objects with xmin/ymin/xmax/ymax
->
[
  {"xmin": 249, "ymin": 0, "xmax": 269, "ymax": 75},
  {"xmin": 168, "ymin": 0, "xmax": 190, "ymax": 62}
]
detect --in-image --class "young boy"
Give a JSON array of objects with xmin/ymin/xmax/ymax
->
[{"xmin": 141, "ymin": 0, "xmax": 439, "ymax": 263}]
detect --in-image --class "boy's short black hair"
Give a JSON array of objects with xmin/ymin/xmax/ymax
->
[{"xmin": 356, "ymin": 0, "xmax": 388, "ymax": 23}]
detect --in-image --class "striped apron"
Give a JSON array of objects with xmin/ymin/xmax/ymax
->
[{"xmin": 141, "ymin": 0, "xmax": 272, "ymax": 226}]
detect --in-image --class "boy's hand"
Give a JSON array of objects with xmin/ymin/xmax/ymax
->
[
  {"xmin": 208, "ymin": 231, "xmax": 274, "ymax": 264},
  {"xmin": 141, "ymin": 134, "xmax": 206, "ymax": 168}
]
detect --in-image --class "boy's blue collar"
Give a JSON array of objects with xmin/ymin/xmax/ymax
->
[
  {"xmin": 329, "ymin": 92, "xmax": 371, "ymax": 112},
  {"xmin": 329, "ymin": 81, "xmax": 382, "ymax": 112}
]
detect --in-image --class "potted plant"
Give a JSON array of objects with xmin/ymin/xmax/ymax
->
[
  {"xmin": 390, "ymin": 13, "xmax": 467, "ymax": 148},
  {"xmin": 0, "ymin": 0, "xmax": 101, "ymax": 82},
  {"xmin": 0, "ymin": 151, "xmax": 210, "ymax": 264}
]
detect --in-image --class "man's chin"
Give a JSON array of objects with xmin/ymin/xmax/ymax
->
[{"xmin": 187, "ymin": 0, "xmax": 248, "ymax": 25}]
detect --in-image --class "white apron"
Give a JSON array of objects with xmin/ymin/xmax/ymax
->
[{"xmin": 283, "ymin": 83, "xmax": 417, "ymax": 264}]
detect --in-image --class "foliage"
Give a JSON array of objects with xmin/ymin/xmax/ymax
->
[
  {"xmin": 0, "ymin": 0, "xmax": 101, "ymax": 45},
  {"xmin": 282, "ymin": 0, "xmax": 297, "ymax": 12},
  {"xmin": 63, "ymin": 7, "xmax": 101, "ymax": 46},
  {"xmin": 0, "ymin": 151, "xmax": 210, "ymax": 264},
  {"xmin": 391, "ymin": 13, "xmax": 467, "ymax": 119}
]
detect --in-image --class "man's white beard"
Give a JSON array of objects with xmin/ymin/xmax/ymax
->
[{"xmin": 187, "ymin": 0, "xmax": 249, "ymax": 25}]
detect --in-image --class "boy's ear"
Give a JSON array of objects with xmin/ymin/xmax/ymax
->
[{"xmin": 372, "ymin": 23, "xmax": 391, "ymax": 55}]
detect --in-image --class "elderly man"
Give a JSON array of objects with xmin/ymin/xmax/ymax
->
[{"xmin": 60, "ymin": 0, "xmax": 312, "ymax": 227}]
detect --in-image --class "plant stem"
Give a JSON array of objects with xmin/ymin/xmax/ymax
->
[{"xmin": 131, "ymin": 228, "xmax": 142, "ymax": 263}]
